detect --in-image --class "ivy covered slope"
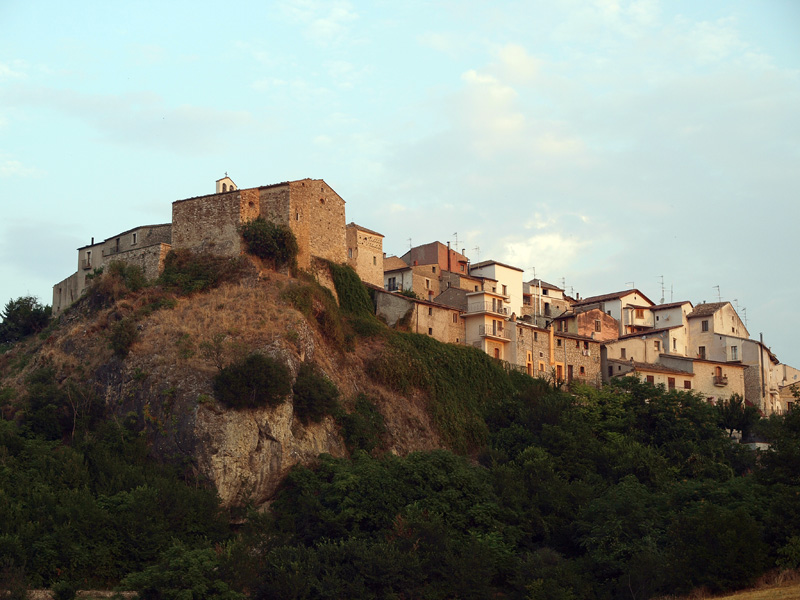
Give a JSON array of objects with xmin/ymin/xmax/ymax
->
[{"xmin": 2, "ymin": 243, "xmax": 800, "ymax": 598}]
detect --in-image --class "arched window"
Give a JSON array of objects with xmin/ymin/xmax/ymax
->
[{"xmin": 222, "ymin": 183, "xmax": 227, "ymax": 192}]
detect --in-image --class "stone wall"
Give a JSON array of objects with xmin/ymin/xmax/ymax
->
[
  {"xmin": 554, "ymin": 333, "xmax": 602, "ymax": 386},
  {"xmin": 346, "ymin": 224, "xmax": 384, "ymax": 287},
  {"xmin": 374, "ymin": 290, "xmax": 464, "ymax": 343},
  {"xmin": 172, "ymin": 191, "xmax": 244, "ymax": 257},
  {"xmin": 288, "ymin": 180, "xmax": 346, "ymax": 269}
]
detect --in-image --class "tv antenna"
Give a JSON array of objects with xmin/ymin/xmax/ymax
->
[
  {"xmin": 451, "ymin": 232, "xmax": 460, "ymax": 249},
  {"xmin": 408, "ymin": 238, "xmax": 412, "ymax": 251},
  {"xmin": 625, "ymin": 281, "xmax": 635, "ymax": 289},
  {"xmin": 658, "ymin": 275, "xmax": 665, "ymax": 304},
  {"xmin": 713, "ymin": 285, "xmax": 721, "ymax": 302},
  {"xmin": 472, "ymin": 246, "xmax": 481, "ymax": 261}
]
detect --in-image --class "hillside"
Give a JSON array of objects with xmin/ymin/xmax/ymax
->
[
  {"xmin": 3, "ymin": 256, "xmax": 800, "ymax": 599},
  {"xmin": 0, "ymin": 257, "xmax": 444, "ymax": 507}
]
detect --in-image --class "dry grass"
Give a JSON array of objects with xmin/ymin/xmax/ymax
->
[{"xmin": 658, "ymin": 571, "xmax": 800, "ymax": 600}]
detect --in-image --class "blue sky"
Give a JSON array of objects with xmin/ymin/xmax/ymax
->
[{"xmin": 1, "ymin": 0, "xmax": 799, "ymax": 365}]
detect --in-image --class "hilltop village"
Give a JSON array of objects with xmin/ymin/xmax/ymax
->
[{"xmin": 53, "ymin": 176, "xmax": 799, "ymax": 416}]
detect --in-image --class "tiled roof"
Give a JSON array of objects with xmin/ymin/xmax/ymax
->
[
  {"xmin": 630, "ymin": 361, "xmax": 693, "ymax": 375},
  {"xmin": 686, "ymin": 302, "xmax": 728, "ymax": 319},
  {"xmin": 346, "ymin": 222, "xmax": 384, "ymax": 237},
  {"xmin": 527, "ymin": 279, "xmax": 563, "ymax": 291},
  {"xmin": 470, "ymin": 259, "xmax": 525, "ymax": 272},
  {"xmin": 383, "ymin": 256, "xmax": 409, "ymax": 271},
  {"xmin": 616, "ymin": 325, "xmax": 683, "ymax": 340},
  {"xmin": 573, "ymin": 288, "xmax": 655, "ymax": 307},
  {"xmin": 651, "ymin": 301, "xmax": 692, "ymax": 311}
]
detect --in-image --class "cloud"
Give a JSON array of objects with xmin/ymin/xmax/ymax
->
[
  {"xmin": 277, "ymin": 0, "xmax": 358, "ymax": 46},
  {"xmin": 0, "ymin": 60, "xmax": 27, "ymax": 80},
  {"xmin": 418, "ymin": 32, "xmax": 465, "ymax": 57},
  {"xmin": 0, "ymin": 86, "xmax": 255, "ymax": 154},
  {"xmin": 0, "ymin": 157, "xmax": 39, "ymax": 178},
  {"xmin": 501, "ymin": 233, "xmax": 589, "ymax": 276}
]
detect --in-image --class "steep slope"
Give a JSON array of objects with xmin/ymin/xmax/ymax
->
[{"xmin": 0, "ymin": 265, "xmax": 442, "ymax": 508}]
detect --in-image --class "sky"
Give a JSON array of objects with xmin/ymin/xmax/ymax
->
[{"xmin": 1, "ymin": 0, "xmax": 799, "ymax": 365}]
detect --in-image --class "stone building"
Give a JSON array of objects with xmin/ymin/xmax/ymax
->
[
  {"xmin": 52, "ymin": 224, "xmax": 172, "ymax": 315},
  {"xmin": 172, "ymin": 178, "xmax": 346, "ymax": 270},
  {"xmin": 372, "ymin": 285, "xmax": 464, "ymax": 344},
  {"xmin": 522, "ymin": 279, "xmax": 571, "ymax": 328},
  {"xmin": 346, "ymin": 223, "xmax": 384, "ymax": 287}
]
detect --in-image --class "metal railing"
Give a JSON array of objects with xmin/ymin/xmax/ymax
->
[
  {"xmin": 478, "ymin": 324, "xmax": 510, "ymax": 340},
  {"xmin": 713, "ymin": 375, "xmax": 728, "ymax": 387},
  {"xmin": 467, "ymin": 302, "xmax": 508, "ymax": 315}
]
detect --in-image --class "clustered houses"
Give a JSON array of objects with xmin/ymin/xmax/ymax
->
[{"xmin": 52, "ymin": 175, "xmax": 798, "ymax": 415}]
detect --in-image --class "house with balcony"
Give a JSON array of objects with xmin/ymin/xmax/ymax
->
[
  {"xmin": 469, "ymin": 260, "xmax": 524, "ymax": 316},
  {"xmin": 522, "ymin": 279, "xmax": 571, "ymax": 328},
  {"xmin": 463, "ymin": 288, "xmax": 512, "ymax": 361},
  {"xmin": 571, "ymin": 289, "xmax": 656, "ymax": 336}
]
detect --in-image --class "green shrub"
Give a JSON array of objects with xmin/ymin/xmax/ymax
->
[
  {"xmin": 109, "ymin": 318, "xmax": 138, "ymax": 357},
  {"xmin": 85, "ymin": 262, "xmax": 148, "ymax": 309},
  {"xmin": 337, "ymin": 394, "xmax": 386, "ymax": 453},
  {"xmin": 158, "ymin": 250, "xmax": 248, "ymax": 296},
  {"xmin": 281, "ymin": 281, "xmax": 345, "ymax": 348},
  {"xmin": 240, "ymin": 217, "xmax": 299, "ymax": 270},
  {"xmin": 51, "ymin": 579, "xmax": 78, "ymax": 600},
  {"xmin": 213, "ymin": 353, "xmax": 292, "ymax": 409},
  {"xmin": 292, "ymin": 363, "xmax": 339, "ymax": 424},
  {"xmin": 326, "ymin": 262, "xmax": 374, "ymax": 316}
]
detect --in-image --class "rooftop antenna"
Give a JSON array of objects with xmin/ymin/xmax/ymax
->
[
  {"xmin": 670, "ymin": 284, "xmax": 674, "ymax": 303},
  {"xmin": 472, "ymin": 246, "xmax": 481, "ymax": 261},
  {"xmin": 451, "ymin": 232, "xmax": 460, "ymax": 249},
  {"xmin": 625, "ymin": 281, "xmax": 635, "ymax": 289},
  {"xmin": 560, "ymin": 277, "xmax": 566, "ymax": 290},
  {"xmin": 529, "ymin": 267, "xmax": 536, "ymax": 282},
  {"xmin": 713, "ymin": 285, "xmax": 721, "ymax": 302},
  {"xmin": 741, "ymin": 307, "xmax": 748, "ymax": 328},
  {"xmin": 408, "ymin": 238, "xmax": 412, "ymax": 251},
  {"xmin": 658, "ymin": 275, "xmax": 665, "ymax": 304}
]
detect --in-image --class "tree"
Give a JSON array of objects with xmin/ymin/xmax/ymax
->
[
  {"xmin": 717, "ymin": 394, "xmax": 761, "ymax": 440},
  {"xmin": 0, "ymin": 296, "xmax": 51, "ymax": 344}
]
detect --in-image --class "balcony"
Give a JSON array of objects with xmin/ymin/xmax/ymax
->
[
  {"xmin": 713, "ymin": 375, "xmax": 728, "ymax": 387},
  {"xmin": 81, "ymin": 259, "xmax": 92, "ymax": 270},
  {"xmin": 478, "ymin": 324, "xmax": 510, "ymax": 341},
  {"xmin": 467, "ymin": 301, "xmax": 508, "ymax": 316}
]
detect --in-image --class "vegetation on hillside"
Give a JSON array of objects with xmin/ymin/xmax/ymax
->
[{"xmin": 3, "ymin": 264, "xmax": 800, "ymax": 598}]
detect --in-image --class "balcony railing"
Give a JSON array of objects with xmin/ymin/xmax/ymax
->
[
  {"xmin": 81, "ymin": 259, "xmax": 92, "ymax": 270},
  {"xmin": 478, "ymin": 324, "xmax": 510, "ymax": 340},
  {"xmin": 713, "ymin": 375, "xmax": 728, "ymax": 387},
  {"xmin": 467, "ymin": 302, "xmax": 508, "ymax": 316}
]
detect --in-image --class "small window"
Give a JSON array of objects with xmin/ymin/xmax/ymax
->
[
  {"xmin": 296, "ymin": 212, "xmax": 300, "ymax": 221},
  {"xmin": 654, "ymin": 340, "xmax": 660, "ymax": 352},
  {"xmin": 319, "ymin": 198, "xmax": 325, "ymax": 205},
  {"xmin": 635, "ymin": 309, "xmax": 644, "ymax": 319},
  {"xmin": 460, "ymin": 265, "xmax": 464, "ymax": 272},
  {"xmin": 684, "ymin": 380, "xmax": 691, "ymax": 389},
  {"xmin": 222, "ymin": 183, "xmax": 227, "ymax": 192},
  {"xmin": 668, "ymin": 377, "xmax": 676, "ymax": 389},
  {"xmin": 425, "ymin": 279, "xmax": 430, "ymax": 289},
  {"xmin": 702, "ymin": 320, "xmax": 709, "ymax": 332},
  {"xmin": 348, "ymin": 248, "xmax": 353, "ymax": 258},
  {"xmin": 595, "ymin": 320, "xmax": 601, "ymax": 332},
  {"xmin": 646, "ymin": 375, "xmax": 655, "ymax": 384},
  {"xmin": 608, "ymin": 366, "xmax": 614, "ymax": 377},
  {"xmin": 373, "ymin": 256, "xmax": 377, "ymax": 265},
  {"xmin": 539, "ymin": 351, "xmax": 543, "ymax": 358},
  {"xmin": 698, "ymin": 346, "xmax": 706, "ymax": 359},
  {"xmin": 132, "ymin": 232, "xmax": 138, "ymax": 245},
  {"xmin": 428, "ymin": 307, "xmax": 432, "ymax": 316},
  {"xmin": 428, "ymin": 328, "xmax": 433, "ymax": 335},
  {"xmin": 620, "ymin": 348, "xmax": 626, "ymax": 359},
  {"xmin": 557, "ymin": 339, "xmax": 562, "ymax": 347},
  {"xmin": 584, "ymin": 341, "xmax": 589, "ymax": 349},
  {"xmin": 672, "ymin": 338, "xmax": 676, "ymax": 351},
  {"xmin": 452, "ymin": 313, "xmax": 457, "ymax": 323},
  {"xmin": 502, "ymin": 284, "xmax": 507, "ymax": 296},
  {"xmin": 432, "ymin": 266, "xmax": 436, "ymax": 273},
  {"xmin": 474, "ymin": 286, "xmax": 479, "ymax": 291},
  {"xmin": 730, "ymin": 346, "xmax": 738, "ymax": 360},
  {"xmin": 575, "ymin": 340, "xmax": 580, "ymax": 348},
  {"xmin": 579, "ymin": 366, "xmax": 585, "ymax": 375},
  {"xmin": 534, "ymin": 332, "xmax": 538, "ymax": 341},
  {"xmin": 542, "ymin": 289, "xmax": 549, "ymax": 296}
]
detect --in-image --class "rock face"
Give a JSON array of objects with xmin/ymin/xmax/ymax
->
[
  {"xmin": 8, "ymin": 273, "xmax": 442, "ymax": 509},
  {"xmin": 194, "ymin": 400, "xmax": 345, "ymax": 507}
]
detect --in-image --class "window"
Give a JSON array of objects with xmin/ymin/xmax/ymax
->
[
  {"xmin": 132, "ymin": 232, "xmax": 138, "ymax": 245},
  {"xmin": 580, "ymin": 366, "xmax": 585, "ymax": 375},
  {"xmin": 348, "ymin": 248, "xmax": 353, "ymax": 258},
  {"xmin": 428, "ymin": 307, "xmax": 432, "ymax": 316},
  {"xmin": 702, "ymin": 320, "xmax": 709, "ymax": 332},
  {"xmin": 672, "ymin": 338, "xmax": 677, "ymax": 351},
  {"xmin": 494, "ymin": 348, "xmax": 500, "ymax": 359},
  {"xmin": 425, "ymin": 279, "xmax": 430, "ymax": 289},
  {"xmin": 539, "ymin": 351, "xmax": 543, "ymax": 358},
  {"xmin": 730, "ymin": 345, "xmax": 738, "ymax": 360},
  {"xmin": 595, "ymin": 320, "xmax": 601, "ymax": 332},
  {"xmin": 428, "ymin": 328, "xmax": 433, "ymax": 336},
  {"xmin": 460, "ymin": 265, "xmax": 464, "ymax": 272},
  {"xmin": 656, "ymin": 315, "xmax": 659, "ymax": 322},
  {"xmin": 544, "ymin": 302, "xmax": 551, "ymax": 316},
  {"xmin": 557, "ymin": 339, "xmax": 562, "ymax": 347},
  {"xmin": 620, "ymin": 348, "xmax": 626, "ymax": 359},
  {"xmin": 646, "ymin": 375, "xmax": 655, "ymax": 384},
  {"xmin": 524, "ymin": 296, "xmax": 531, "ymax": 305},
  {"xmin": 502, "ymin": 284, "xmax": 507, "ymax": 296},
  {"xmin": 698, "ymin": 346, "xmax": 706, "ymax": 359},
  {"xmin": 684, "ymin": 380, "xmax": 691, "ymax": 389},
  {"xmin": 296, "ymin": 212, "xmax": 300, "ymax": 221},
  {"xmin": 222, "ymin": 183, "xmax": 227, "ymax": 192},
  {"xmin": 635, "ymin": 309, "xmax": 644, "ymax": 319},
  {"xmin": 584, "ymin": 341, "xmax": 589, "ymax": 349},
  {"xmin": 541, "ymin": 362, "xmax": 546, "ymax": 373},
  {"xmin": 668, "ymin": 377, "xmax": 676, "ymax": 389},
  {"xmin": 452, "ymin": 313, "xmax": 457, "ymax": 323},
  {"xmin": 575, "ymin": 340, "xmax": 580, "ymax": 348},
  {"xmin": 608, "ymin": 366, "xmax": 614, "ymax": 377},
  {"xmin": 654, "ymin": 340, "xmax": 660, "ymax": 352},
  {"xmin": 534, "ymin": 332, "xmax": 538, "ymax": 341},
  {"xmin": 373, "ymin": 256, "xmax": 377, "ymax": 265},
  {"xmin": 432, "ymin": 266, "xmax": 436, "ymax": 273},
  {"xmin": 542, "ymin": 289, "xmax": 549, "ymax": 296}
]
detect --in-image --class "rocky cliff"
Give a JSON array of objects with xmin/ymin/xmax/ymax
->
[{"xmin": 0, "ymin": 265, "xmax": 442, "ymax": 508}]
